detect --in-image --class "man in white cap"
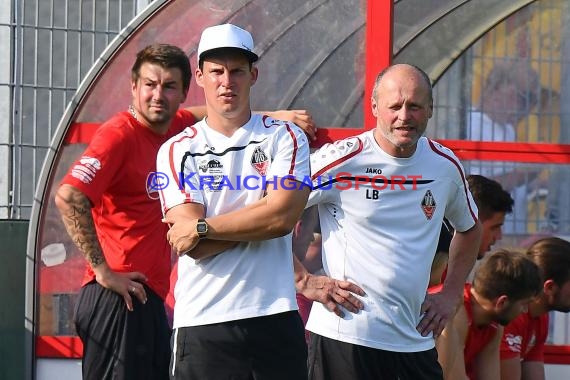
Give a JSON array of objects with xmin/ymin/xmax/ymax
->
[{"xmin": 157, "ymin": 24, "xmax": 311, "ymax": 379}]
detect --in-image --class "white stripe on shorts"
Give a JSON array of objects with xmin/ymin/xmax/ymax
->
[{"xmin": 171, "ymin": 328, "xmax": 179, "ymax": 377}]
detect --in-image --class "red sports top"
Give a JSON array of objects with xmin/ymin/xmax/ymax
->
[
  {"xmin": 463, "ymin": 284, "xmax": 500, "ymax": 380},
  {"xmin": 61, "ymin": 109, "xmax": 195, "ymax": 299},
  {"xmin": 500, "ymin": 311, "xmax": 548, "ymax": 362}
]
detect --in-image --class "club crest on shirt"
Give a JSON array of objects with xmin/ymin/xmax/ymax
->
[
  {"xmin": 421, "ymin": 190, "xmax": 436, "ymax": 220},
  {"xmin": 251, "ymin": 147, "xmax": 269, "ymax": 176}
]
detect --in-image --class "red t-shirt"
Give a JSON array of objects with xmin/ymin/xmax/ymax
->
[
  {"xmin": 500, "ymin": 311, "xmax": 548, "ymax": 362},
  {"xmin": 61, "ymin": 109, "xmax": 195, "ymax": 299},
  {"xmin": 463, "ymin": 284, "xmax": 500, "ymax": 380},
  {"xmin": 428, "ymin": 284, "xmax": 500, "ymax": 379}
]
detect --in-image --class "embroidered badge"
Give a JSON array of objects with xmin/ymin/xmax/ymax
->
[
  {"xmin": 421, "ymin": 190, "xmax": 436, "ymax": 220},
  {"xmin": 251, "ymin": 147, "xmax": 269, "ymax": 176}
]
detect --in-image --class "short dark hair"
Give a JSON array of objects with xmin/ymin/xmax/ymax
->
[
  {"xmin": 526, "ymin": 237, "xmax": 570, "ymax": 286},
  {"xmin": 473, "ymin": 250, "xmax": 541, "ymax": 302},
  {"xmin": 467, "ymin": 174, "xmax": 514, "ymax": 221},
  {"xmin": 131, "ymin": 44, "xmax": 191, "ymax": 93}
]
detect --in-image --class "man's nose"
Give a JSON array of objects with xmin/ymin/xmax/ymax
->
[
  {"xmin": 153, "ymin": 85, "xmax": 164, "ymax": 99},
  {"xmin": 221, "ymin": 71, "xmax": 232, "ymax": 87},
  {"xmin": 398, "ymin": 106, "xmax": 412, "ymax": 120}
]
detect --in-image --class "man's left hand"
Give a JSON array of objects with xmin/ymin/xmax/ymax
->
[
  {"xmin": 163, "ymin": 216, "xmax": 200, "ymax": 256},
  {"xmin": 298, "ymin": 273, "xmax": 365, "ymax": 318},
  {"xmin": 417, "ymin": 290, "xmax": 461, "ymax": 338}
]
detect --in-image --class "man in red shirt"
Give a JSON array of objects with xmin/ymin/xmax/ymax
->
[
  {"xmin": 436, "ymin": 250, "xmax": 541, "ymax": 380},
  {"xmin": 429, "ymin": 175, "xmax": 514, "ymax": 288},
  {"xmin": 55, "ymin": 43, "xmax": 315, "ymax": 380},
  {"xmin": 467, "ymin": 175, "xmax": 514, "ymax": 259},
  {"xmin": 500, "ymin": 237, "xmax": 570, "ymax": 380}
]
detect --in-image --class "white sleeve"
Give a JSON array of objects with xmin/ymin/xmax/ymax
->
[
  {"xmin": 307, "ymin": 145, "xmax": 334, "ymax": 208},
  {"xmin": 445, "ymin": 163, "xmax": 479, "ymax": 232},
  {"xmin": 156, "ymin": 132, "xmax": 205, "ymax": 215},
  {"xmin": 266, "ymin": 123, "xmax": 311, "ymax": 183},
  {"xmin": 307, "ymin": 136, "xmax": 363, "ymax": 208}
]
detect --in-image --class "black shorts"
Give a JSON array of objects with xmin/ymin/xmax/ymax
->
[
  {"xmin": 74, "ymin": 281, "xmax": 171, "ymax": 380},
  {"xmin": 170, "ymin": 311, "xmax": 308, "ymax": 380},
  {"xmin": 308, "ymin": 333, "xmax": 443, "ymax": 380}
]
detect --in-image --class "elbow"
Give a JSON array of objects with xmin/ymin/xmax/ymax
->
[
  {"xmin": 55, "ymin": 185, "xmax": 90, "ymax": 214},
  {"xmin": 270, "ymin": 224, "xmax": 295, "ymax": 238},
  {"xmin": 271, "ymin": 208, "xmax": 307, "ymax": 237},
  {"xmin": 267, "ymin": 217, "xmax": 297, "ymax": 238},
  {"xmin": 54, "ymin": 186, "xmax": 71, "ymax": 213}
]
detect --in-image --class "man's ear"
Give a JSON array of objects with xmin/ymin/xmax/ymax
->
[
  {"xmin": 495, "ymin": 294, "xmax": 509, "ymax": 310},
  {"xmin": 250, "ymin": 66, "xmax": 258, "ymax": 86},
  {"xmin": 130, "ymin": 79, "xmax": 137, "ymax": 97},
  {"xmin": 195, "ymin": 68, "xmax": 204, "ymax": 88},
  {"xmin": 371, "ymin": 97, "xmax": 378, "ymax": 117},
  {"xmin": 543, "ymin": 279, "xmax": 556, "ymax": 296},
  {"xmin": 428, "ymin": 103, "xmax": 434, "ymax": 119}
]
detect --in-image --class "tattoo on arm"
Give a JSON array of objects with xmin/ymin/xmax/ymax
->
[{"xmin": 56, "ymin": 187, "xmax": 106, "ymax": 268}]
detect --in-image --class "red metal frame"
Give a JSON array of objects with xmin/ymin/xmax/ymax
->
[
  {"xmin": 364, "ymin": 0, "xmax": 393, "ymax": 129},
  {"xmin": 36, "ymin": 336, "xmax": 83, "ymax": 359},
  {"xmin": 544, "ymin": 345, "xmax": 570, "ymax": 365}
]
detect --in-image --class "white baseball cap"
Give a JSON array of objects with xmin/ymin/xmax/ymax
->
[{"xmin": 197, "ymin": 24, "xmax": 259, "ymax": 64}]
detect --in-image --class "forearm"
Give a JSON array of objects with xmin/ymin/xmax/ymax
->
[
  {"xmin": 500, "ymin": 358, "xmax": 523, "ymax": 380},
  {"xmin": 55, "ymin": 184, "xmax": 107, "ymax": 270},
  {"xmin": 293, "ymin": 253, "xmax": 310, "ymax": 291},
  {"xmin": 165, "ymin": 181, "xmax": 309, "ymax": 254},
  {"xmin": 206, "ymin": 185, "xmax": 310, "ymax": 241},
  {"xmin": 165, "ymin": 202, "xmax": 241, "ymax": 258},
  {"xmin": 436, "ymin": 329, "xmax": 457, "ymax": 378},
  {"xmin": 445, "ymin": 345, "xmax": 470, "ymax": 380},
  {"xmin": 207, "ymin": 205, "xmax": 301, "ymax": 241},
  {"xmin": 475, "ymin": 329, "xmax": 502, "ymax": 380},
  {"xmin": 186, "ymin": 239, "xmax": 238, "ymax": 260},
  {"xmin": 521, "ymin": 361, "xmax": 545, "ymax": 380},
  {"xmin": 442, "ymin": 222, "xmax": 481, "ymax": 297}
]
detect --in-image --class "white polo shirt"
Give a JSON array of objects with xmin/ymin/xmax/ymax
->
[
  {"xmin": 306, "ymin": 131, "xmax": 478, "ymax": 352},
  {"xmin": 157, "ymin": 114, "xmax": 310, "ymax": 328}
]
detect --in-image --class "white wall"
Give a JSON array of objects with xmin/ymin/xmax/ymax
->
[
  {"xmin": 545, "ymin": 364, "xmax": 569, "ymax": 380},
  {"xmin": 37, "ymin": 359, "xmax": 81, "ymax": 380}
]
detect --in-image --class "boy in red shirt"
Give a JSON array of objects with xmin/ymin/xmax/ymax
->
[
  {"xmin": 500, "ymin": 237, "xmax": 570, "ymax": 380},
  {"xmin": 436, "ymin": 250, "xmax": 541, "ymax": 380}
]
